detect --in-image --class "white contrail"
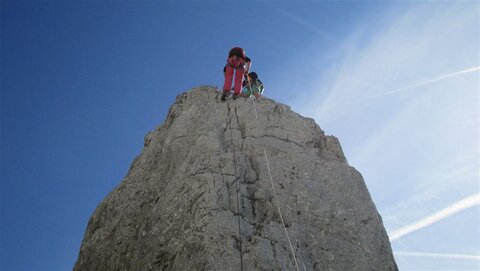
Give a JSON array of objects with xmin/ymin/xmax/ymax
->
[
  {"xmin": 326, "ymin": 66, "xmax": 480, "ymax": 109},
  {"xmin": 389, "ymin": 193, "xmax": 480, "ymax": 241},
  {"xmin": 369, "ymin": 66, "xmax": 480, "ymax": 98},
  {"xmin": 273, "ymin": 7, "xmax": 343, "ymax": 47},
  {"xmin": 395, "ymin": 251, "xmax": 480, "ymax": 261}
]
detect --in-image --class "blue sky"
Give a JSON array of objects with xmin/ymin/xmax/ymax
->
[{"xmin": 1, "ymin": 1, "xmax": 478, "ymax": 270}]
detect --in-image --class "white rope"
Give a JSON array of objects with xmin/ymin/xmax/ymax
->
[
  {"xmin": 252, "ymin": 100, "xmax": 300, "ymax": 271},
  {"xmin": 264, "ymin": 150, "xmax": 300, "ymax": 271},
  {"xmin": 251, "ymin": 98, "xmax": 258, "ymax": 120},
  {"xmin": 246, "ymin": 77, "xmax": 258, "ymax": 120}
]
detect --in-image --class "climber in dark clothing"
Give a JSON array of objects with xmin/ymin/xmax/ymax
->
[
  {"xmin": 241, "ymin": 72, "xmax": 264, "ymax": 99},
  {"xmin": 221, "ymin": 47, "xmax": 251, "ymax": 101}
]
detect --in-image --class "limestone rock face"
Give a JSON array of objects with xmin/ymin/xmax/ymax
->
[{"xmin": 74, "ymin": 86, "xmax": 398, "ymax": 271}]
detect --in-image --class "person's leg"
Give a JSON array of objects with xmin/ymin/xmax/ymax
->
[
  {"xmin": 233, "ymin": 68, "xmax": 244, "ymax": 95},
  {"xmin": 223, "ymin": 65, "xmax": 234, "ymax": 93}
]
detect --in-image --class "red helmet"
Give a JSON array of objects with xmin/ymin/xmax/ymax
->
[{"xmin": 228, "ymin": 47, "xmax": 245, "ymax": 59}]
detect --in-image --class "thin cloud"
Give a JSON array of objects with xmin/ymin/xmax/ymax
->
[
  {"xmin": 389, "ymin": 193, "xmax": 480, "ymax": 242},
  {"xmin": 273, "ymin": 7, "xmax": 343, "ymax": 47},
  {"xmin": 394, "ymin": 251, "xmax": 480, "ymax": 261},
  {"xmin": 328, "ymin": 66, "xmax": 480, "ymax": 108},
  {"xmin": 382, "ymin": 159, "xmax": 479, "ymax": 230},
  {"xmin": 298, "ymin": 4, "xmax": 479, "ymax": 121},
  {"xmin": 367, "ymin": 66, "xmax": 480, "ymax": 99}
]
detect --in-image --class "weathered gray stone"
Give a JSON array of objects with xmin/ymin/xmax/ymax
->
[{"xmin": 74, "ymin": 86, "xmax": 398, "ymax": 271}]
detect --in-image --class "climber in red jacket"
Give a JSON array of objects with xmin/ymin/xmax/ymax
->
[{"xmin": 221, "ymin": 47, "xmax": 251, "ymax": 101}]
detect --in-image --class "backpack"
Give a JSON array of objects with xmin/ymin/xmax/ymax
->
[
  {"xmin": 256, "ymin": 79, "xmax": 264, "ymax": 94},
  {"xmin": 229, "ymin": 47, "xmax": 245, "ymax": 59},
  {"xmin": 243, "ymin": 79, "xmax": 264, "ymax": 95}
]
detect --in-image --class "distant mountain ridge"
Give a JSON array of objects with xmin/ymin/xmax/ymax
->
[{"xmin": 74, "ymin": 86, "xmax": 398, "ymax": 270}]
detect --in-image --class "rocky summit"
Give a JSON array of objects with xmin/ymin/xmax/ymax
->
[{"xmin": 74, "ymin": 86, "xmax": 398, "ymax": 271}]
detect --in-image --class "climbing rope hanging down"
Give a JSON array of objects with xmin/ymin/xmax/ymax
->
[
  {"xmin": 251, "ymin": 99, "xmax": 301, "ymax": 271},
  {"xmin": 228, "ymin": 103, "xmax": 244, "ymax": 271}
]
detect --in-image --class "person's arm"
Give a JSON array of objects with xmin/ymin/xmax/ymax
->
[{"xmin": 244, "ymin": 56, "xmax": 251, "ymax": 74}]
